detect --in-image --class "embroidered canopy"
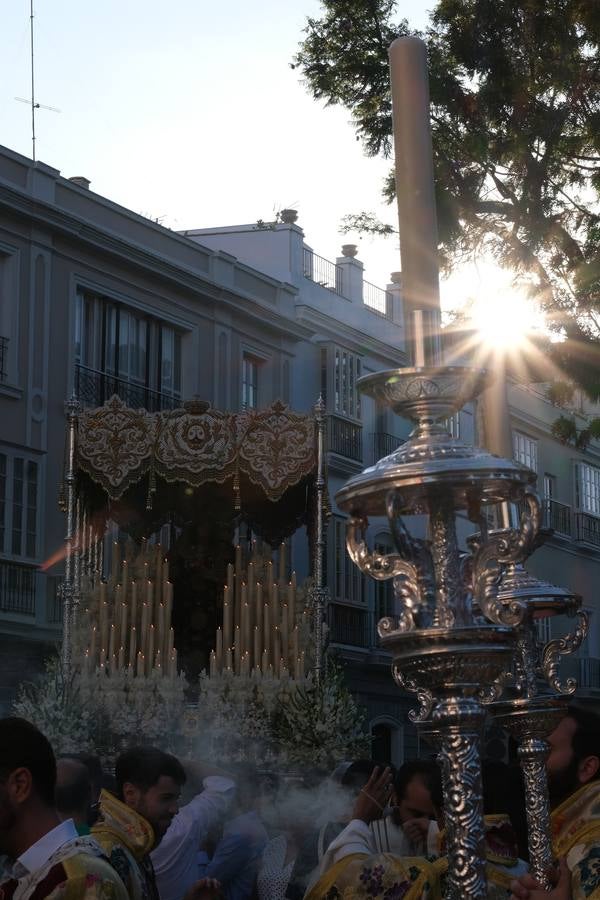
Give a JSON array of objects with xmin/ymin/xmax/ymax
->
[{"xmin": 76, "ymin": 396, "xmax": 317, "ymax": 502}]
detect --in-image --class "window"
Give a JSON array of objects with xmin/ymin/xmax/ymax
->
[
  {"xmin": 242, "ymin": 355, "xmax": 259, "ymax": 410},
  {"xmin": 535, "ymin": 617, "xmax": 552, "ymax": 646},
  {"xmin": 0, "ymin": 452, "xmax": 39, "ymax": 559},
  {"xmin": 333, "ymin": 516, "xmax": 364, "ymax": 604},
  {"xmin": 74, "ymin": 290, "xmax": 182, "ymax": 407},
  {"xmin": 513, "ymin": 431, "xmax": 538, "ymax": 472},
  {"xmin": 444, "ymin": 412, "xmax": 461, "ymax": 439},
  {"xmin": 334, "ymin": 348, "xmax": 361, "ymax": 419},
  {"xmin": 576, "ymin": 463, "xmax": 600, "ymax": 516}
]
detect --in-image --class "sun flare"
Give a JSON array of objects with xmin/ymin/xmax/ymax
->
[{"xmin": 470, "ymin": 290, "xmax": 542, "ymax": 351}]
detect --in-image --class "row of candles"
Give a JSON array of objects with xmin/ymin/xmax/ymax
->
[
  {"xmin": 83, "ymin": 543, "xmax": 178, "ymax": 678},
  {"xmin": 209, "ymin": 542, "xmax": 307, "ymax": 680}
]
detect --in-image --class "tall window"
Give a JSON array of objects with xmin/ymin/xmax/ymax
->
[
  {"xmin": 0, "ymin": 452, "xmax": 39, "ymax": 559},
  {"xmin": 444, "ymin": 412, "xmax": 461, "ymax": 439},
  {"xmin": 513, "ymin": 431, "xmax": 538, "ymax": 472},
  {"xmin": 576, "ymin": 463, "xmax": 600, "ymax": 516},
  {"xmin": 74, "ymin": 291, "xmax": 182, "ymax": 405},
  {"xmin": 241, "ymin": 355, "xmax": 259, "ymax": 410},
  {"xmin": 333, "ymin": 516, "xmax": 364, "ymax": 604},
  {"xmin": 543, "ymin": 474, "xmax": 556, "ymax": 500},
  {"xmin": 334, "ymin": 349, "xmax": 361, "ymax": 419}
]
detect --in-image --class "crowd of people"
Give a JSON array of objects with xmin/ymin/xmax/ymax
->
[{"xmin": 0, "ymin": 704, "xmax": 598, "ymax": 899}]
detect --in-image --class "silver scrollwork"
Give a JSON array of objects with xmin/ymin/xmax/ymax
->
[
  {"xmin": 392, "ymin": 664, "xmax": 434, "ymax": 723},
  {"xmin": 541, "ymin": 609, "xmax": 589, "ymax": 694},
  {"xmin": 518, "ymin": 737, "xmax": 554, "ymax": 889},
  {"xmin": 471, "ymin": 490, "xmax": 541, "ymax": 626},
  {"xmin": 435, "ymin": 700, "xmax": 488, "ymax": 899}
]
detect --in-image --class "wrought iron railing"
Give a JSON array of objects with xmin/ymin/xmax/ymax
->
[
  {"xmin": 303, "ymin": 248, "xmax": 343, "ymax": 295},
  {"xmin": 47, "ymin": 577, "xmax": 64, "ymax": 624},
  {"xmin": 363, "ymin": 281, "xmax": 393, "ymax": 319},
  {"xmin": 75, "ymin": 364, "xmax": 179, "ymax": 412},
  {"xmin": 327, "ymin": 602, "xmax": 373, "ymax": 648},
  {"xmin": 542, "ymin": 499, "xmax": 572, "ymax": 537},
  {"xmin": 328, "ymin": 415, "xmax": 362, "ymax": 461},
  {"xmin": 575, "ymin": 511, "xmax": 600, "ymax": 548},
  {"xmin": 579, "ymin": 657, "xmax": 600, "ymax": 690},
  {"xmin": 0, "ymin": 560, "xmax": 36, "ymax": 616},
  {"xmin": 0, "ymin": 336, "xmax": 8, "ymax": 382},
  {"xmin": 371, "ymin": 432, "xmax": 402, "ymax": 463}
]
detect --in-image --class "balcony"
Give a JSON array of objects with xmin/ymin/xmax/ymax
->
[
  {"xmin": 363, "ymin": 281, "xmax": 393, "ymax": 320},
  {"xmin": 575, "ymin": 511, "xmax": 600, "ymax": 548},
  {"xmin": 303, "ymin": 248, "xmax": 343, "ymax": 295},
  {"xmin": 0, "ymin": 560, "xmax": 36, "ymax": 616},
  {"xmin": 75, "ymin": 364, "xmax": 179, "ymax": 412},
  {"xmin": 579, "ymin": 657, "xmax": 600, "ymax": 691},
  {"xmin": 328, "ymin": 602, "xmax": 373, "ymax": 648},
  {"xmin": 327, "ymin": 415, "xmax": 362, "ymax": 462},
  {"xmin": 542, "ymin": 499, "xmax": 572, "ymax": 537},
  {"xmin": 371, "ymin": 432, "xmax": 403, "ymax": 464},
  {"xmin": 0, "ymin": 336, "xmax": 8, "ymax": 382}
]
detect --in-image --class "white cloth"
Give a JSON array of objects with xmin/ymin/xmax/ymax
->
[
  {"xmin": 371, "ymin": 817, "xmax": 439, "ymax": 857},
  {"xmin": 315, "ymin": 816, "xmax": 440, "ymax": 884},
  {"xmin": 16, "ymin": 819, "xmax": 78, "ymax": 877},
  {"xmin": 257, "ymin": 835, "xmax": 295, "ymax": 900},
  {"xmin": 151, "ymin": 775, "xmax": 235, "ymax": 900}
]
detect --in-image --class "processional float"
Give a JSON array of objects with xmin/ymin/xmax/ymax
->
[{"xmin": 336, "ymin": 38, "xmax": 588, "ymax": 898}]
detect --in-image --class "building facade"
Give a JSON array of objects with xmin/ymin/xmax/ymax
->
[{"xmin": 0, "ymin": 144, "xmax": 598, "ymax": 760}]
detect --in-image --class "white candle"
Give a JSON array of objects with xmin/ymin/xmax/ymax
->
[
  {"xmin": 210, "ymin": 650, "xmax": 217, "ymax": 678},
  {"xmin": 147, "ymin": 625, "xmax": 155, "ymax": 676},
  {"xmin": 223, "ymin": 591, "xmax": 232, "ymax": 649},
  {"xmin": 281, "ymin": 603, "xmax": 289, "ymax": 663},
  {"xmin": 216, "ymin": 627, "xmax": 223, "ymax": 671},
  {"xmin": 108, "ymin": 624, "xmax": 116, "ymax": 665},
  {"xmin": 225, "ymin": 647, "xmax": 233, "ymax": 670},
  {"xmin": 130, "ymin": 581, "xmax": 137, "ymax": 632},
  {"xmin": 234, "ymin": 624, "xmax": 241, "ymax": 674},
  {"xmin": 118, "ymin": 645, "xmax": 125, "ymax": 671},
  {"xmin": 253, "ymin": 625, "xmax": 260, "ymax": 670},
  {"xmin": 263, "ymin": 603, "xmax": 270, "ymax": 661},
  {"xmin": 129, "ymin": 626, "xmax": 137, "ymax": 668},
  {"xmin": 261, "ymin": 648, "xmax": 268, "ymax": 675},
  {"xmin": 288, "ymin": 579, "xmax": 295, "ymax": 628},
  {"xmin": 141, "ymin": 603, "xmax": 149, "ymax": 655},
  {"xmin": 137, "ymin": 651, "xmax": 145, "ymax": 677},
  {"xmin": 279, "ymin": 542, "xmax": 286, "ymax": 583},
  {"xmin": 90, "ymin": 625, "xmax": 97, "ymax": 666},
  {"xmin": 170, "ymin": 648, "xmax": 178, "ymax": 678},
  {"xmin": 271, "ymin": 583, "xmax": 279, "ymax": 628}
]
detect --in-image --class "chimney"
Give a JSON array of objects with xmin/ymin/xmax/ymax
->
[{"xmin": 68, "ymin": 176, "xmax": 91, "ymax": 190}]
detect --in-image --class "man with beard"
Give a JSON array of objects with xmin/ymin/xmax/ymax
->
[
  {"xmin": 510, "ymin": 704, "xmax": 600, "ymax": 900},
  {"xmin": 0, "ymin": 717, "xmax": 128, "ymax": 899}
]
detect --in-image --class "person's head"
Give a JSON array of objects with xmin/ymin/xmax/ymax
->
[
  {"xmin": 393, "ymin": 759, "xmax": 442, "ymax": 824},
  {"xmin": 546, "ymin": 705, "xmax": 600, "ymax": 807},
  {"xmin": 0, "ymin": 717, "xmax": 57, "ymax": 855},
  {"xmin": 55, "ymin": 757, "xmax": 92, "ymax": 828},
  {"xmin": 115, "ymin": 747, "xmax": 186, "ymax": 844}
]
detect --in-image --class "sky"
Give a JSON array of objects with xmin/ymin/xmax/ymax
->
[{"xmin": 1, "ymin": 0, "xmax": 517, "ymax": 313}]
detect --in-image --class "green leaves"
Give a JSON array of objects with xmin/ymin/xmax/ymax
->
[{"xmin": 295, "ymin": 0, "xmax": 600, "ymax": 391}]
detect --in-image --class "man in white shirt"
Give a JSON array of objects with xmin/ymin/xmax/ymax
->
[
  {"xmin": 0, "ymin": 716, "xmax": 128, "ymax": 900},
  {"xmin": 151, "ymin": 762, "xmax": 235, "ymax": 900}
]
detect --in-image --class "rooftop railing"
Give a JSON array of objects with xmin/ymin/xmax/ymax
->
[
  {"xmin": 75, "ymin": 364, "xmax": 180, "ymax": 412},
  {"xmin": 303, "ymin": 248, "xmax": 343, "ymax": 295},
  {"xmin": 363, "ymin": 280, "xmax": 393, "ymax": 320}
]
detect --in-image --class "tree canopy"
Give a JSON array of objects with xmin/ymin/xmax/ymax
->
[{"xmin": 293, "ymin": 0, "xmax": 600, "ymax": 396}]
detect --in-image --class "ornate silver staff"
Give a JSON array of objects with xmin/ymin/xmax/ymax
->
[
  {"xmin": 60, "ymin": 393, "xmax": 81, "ymax": 680},
  {"xmin": 310, "ymin": 395, "xmax": 330, "ymax": 684}
]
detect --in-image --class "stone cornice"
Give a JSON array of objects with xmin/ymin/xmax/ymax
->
[
  {"xmin": 294, "ymin": 303, "xmax": 408, "ymax": 365},
  {"xmin": 0, "ymin": 181, "xmax": 314, "ymax": 341}
]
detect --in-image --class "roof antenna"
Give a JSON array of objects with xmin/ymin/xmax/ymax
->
[{"xmin": 14, "ymin": 0, "xmax": 60, "ymax": 163}]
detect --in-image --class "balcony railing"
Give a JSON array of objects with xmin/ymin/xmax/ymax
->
[
  {"xmin": 363, "ymin": 281, "xmax": 393, "ymax": 320},
  {"xmin": 542, "ymin": 499, "xmax": 572, "ymax": 537},
  {"xmin": 579, "ymin": 657, "xmax": 600, "ymax": 690},
  {"xmin": 0, "ymin": 336, "xmax": 8, "ymax": 382},
  {"xmin": 328, "ymin": 415, "xmax": 362, "ymax": 462},
  {"xmin": 371, "ymin": 432, "xmax": 402, "ymax": 463},
  {"xmin": 0, "ymin": 560, "xmax": 36, "ymax": 616},
  {"xmin": 75, "ymin": 364, "xmax": 180, "ymax": 412},
  {"xmin": 575, "ymin": 511, "xmax": 600, "ymax": 548},
  {"xmin": 303, "ymin": 248, "xmax": 343, "ymax": 295},
  {"xmin": 328, "ymin": 602, "xmax": 373, "ymax": 648}
]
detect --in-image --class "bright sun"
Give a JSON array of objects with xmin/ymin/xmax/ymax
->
[{"xmin": 470, "ymin": 290, "xmax": 542, "ymax": 350}]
